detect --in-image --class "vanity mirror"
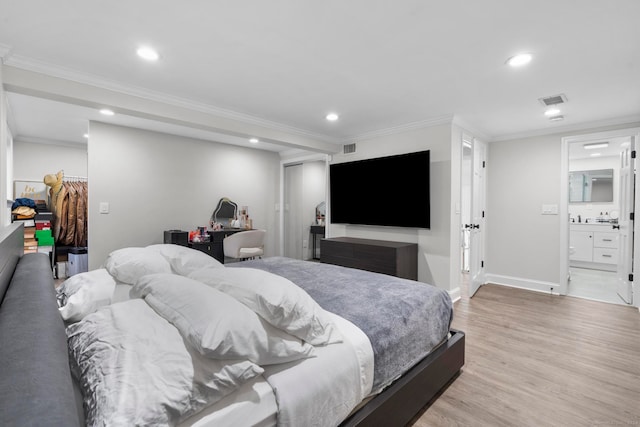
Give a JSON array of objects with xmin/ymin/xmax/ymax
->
[
  {"xmin": 315, "ymin": 201, "xmax": 326, "ymax": 225},
  {"xmin": 569, "ymin": 169, "xmax": 614, "ymax": 203}
]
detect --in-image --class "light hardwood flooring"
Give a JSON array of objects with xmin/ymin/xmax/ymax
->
[{"xmin": 411, "ymin": 284, "xmax": 640, "ymax": 427}]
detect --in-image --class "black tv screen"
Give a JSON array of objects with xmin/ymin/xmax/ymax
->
[{"xmin": 329, "ymin": 150, "xmax": 430, "ymax": 228}]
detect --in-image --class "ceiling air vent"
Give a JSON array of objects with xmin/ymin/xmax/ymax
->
[
  {"xmin": 343, "ymin": 143, "xmax": 356, "ymax": 154},
  {"xmin": 539, "ymin": 93, "xmax": 568, "ymax": 107}
]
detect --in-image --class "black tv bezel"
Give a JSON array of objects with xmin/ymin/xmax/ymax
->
[{"xmin": 329, "ymin": 150, "xmax": 430, "ymax": 229}]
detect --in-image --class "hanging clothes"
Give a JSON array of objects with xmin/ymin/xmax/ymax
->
[
  {"xmin": 48, "ymin": 177, "xmax": 88, "ymax": 247},
  {"xmin": 74, "ymin": 182, "xmax": 87, "ymax": 247}
]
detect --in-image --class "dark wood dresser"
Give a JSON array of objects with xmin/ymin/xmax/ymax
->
[{"xmin": 320, "ymin": 237, "xmax": 418, "ymax": 280}]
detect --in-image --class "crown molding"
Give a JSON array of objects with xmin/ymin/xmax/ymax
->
[
  {"xmin": 14, "ymin": 135, "xmax": 86, "ymax": 148},
  {"xmin": 342, "ymin": 114, "xmax": 455, "ymax": 143},
  {"xmin": 4, "ymin": 54, "xmax": 341, "ymax": 145},
  {"xmin": 280, "ymin": 150, "xmax": 328, "ymax": 165},
  {"xmin": 451, "ymin": 115, "xmax": 492, "ymax": 142},
  {"xmin": 490, "ymin": 114, "xmax": 640, "ymax": 142}
]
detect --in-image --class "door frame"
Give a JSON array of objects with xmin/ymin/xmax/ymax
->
[
  {"xmin": 560, "ymin": 127, "xmax": 640, "ymax": 308},
  {"xmin": 460, "ymin": 133, "xmax": 487, "ymax": 297},
  {"xmin": 279, "ymin": 153, "xmax": 330, "ymax": 256}
]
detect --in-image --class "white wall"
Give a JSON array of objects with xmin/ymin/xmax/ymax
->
[
  {"xmin": 486, "ymin": 134, "xmax": 561, "ymax": 286},
  {"xmin": 329, "ymin": 123, "xmax": 455, "ymax": 292},
  {"xmin": 88, "ymin": 122, "xmax": 281, "ymax": 269},
  {"xmin": 12, "ymin": 140, "xmax": 87, "ymax": 188},
  {"xmin": 486, "ymin": 122, "xmax": 640, "ymax": 292}
]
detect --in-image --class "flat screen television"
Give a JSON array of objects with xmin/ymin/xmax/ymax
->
[{"xmin": 329, "ymin": 150, "xmax": 430, "ymax": 228}]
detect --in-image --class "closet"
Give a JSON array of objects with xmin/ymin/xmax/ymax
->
[
  {"xmin": 51, "ymin": 176, "xmax": 88, "ymax": 247},
  {"xmin": 48, "ymin": 174, "xmax": 88, "ymax": 277}
]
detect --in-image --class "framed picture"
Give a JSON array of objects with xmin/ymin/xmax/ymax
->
[{"xmin": 14, "ymin": 180, "xmax": 48, "ymax": 202}]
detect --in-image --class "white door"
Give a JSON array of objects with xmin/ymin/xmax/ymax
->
[
  {"xmin": 468, "ymin": 138, "xmax": 487, "ymax": 297},
  {"xmin": 616, "ymin": 138, "xmax": 634, "ymax": 304}
]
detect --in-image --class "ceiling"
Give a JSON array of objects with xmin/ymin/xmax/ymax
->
[
  {"xmin": 568, "ymin": 136, "xmax": 629, "ymax": 160},
  {"xmin": 1, "ymin": 1, "xmax": 639, "ymax": 152}
]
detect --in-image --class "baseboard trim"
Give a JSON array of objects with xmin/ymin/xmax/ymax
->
[
  {"xmin": 485, "ymin": 274, "xmax": 561, "ymax": 296},
  {"xmin": 449, "ymin": 287, "xmax": 461, "ymax": 303}
]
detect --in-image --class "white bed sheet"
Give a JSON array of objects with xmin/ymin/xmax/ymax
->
[
  {"xmin": 180, "ymin": 378, "xmax": 276, "ymax": 427},
  {"xmin": 180, "ymin": 312, "xmax": 374, "ymax": 427}
]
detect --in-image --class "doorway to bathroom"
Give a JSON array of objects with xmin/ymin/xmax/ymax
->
[{"xmin": 561, "ymin": 127, "xmax": 640, "ymax": 307}]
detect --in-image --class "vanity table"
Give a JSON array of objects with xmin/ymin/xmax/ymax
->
[{"xmin": 163, "ymin": 228, "xmax": 248, "ymax": 264}]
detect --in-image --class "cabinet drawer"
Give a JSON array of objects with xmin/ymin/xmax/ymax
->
[
  {"xmin": 593, "ymin": 232, "xmax": 618, "ymax": 249},
  {"xmin": 593, "ymin": 247, "xmax": 618, "ymax": 264}
]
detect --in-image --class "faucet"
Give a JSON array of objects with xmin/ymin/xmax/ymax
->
[{"xmin": 577, "ymin": 215, "xmax": 581, "ymax": 223}]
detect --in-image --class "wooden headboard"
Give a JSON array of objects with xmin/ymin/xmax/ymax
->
[{"xmin": 0, "ymin": 223, "xmax": 24, "ymax": 304}]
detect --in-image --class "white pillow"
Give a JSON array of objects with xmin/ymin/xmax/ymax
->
[
  {"xmin": 146, "ymin": 244, "xmax": 224, "ymax": 276},
  {"xmin": 57, "ymin": 268, "xmax": 116, "ymax": 323},
  {"xmin": 67, "ymin": 299, "xmax": 263, "ymax": 426},
  {"xmin": 188, "ymin": 267, "xmax": 342, "ymax": 346},
  {"xmin": 103, "ymin": 247, "xmax": 172, "ymax": 285},
  {"xmin": 132, "ymin": 273, "xmax": 316, "ymax": 365}
]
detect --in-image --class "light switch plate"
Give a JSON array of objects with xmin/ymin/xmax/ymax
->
[
  {"xmin": 541, "ymin": 204, "xmax": 558, "ymax": 215},
  {"xmin": 99, "ymin": 202, "xmax": 110, "ymax": 214}
]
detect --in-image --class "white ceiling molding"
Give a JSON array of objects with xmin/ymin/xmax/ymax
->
[
  {"xmin": 4, "ymin": 54, "xmax": 341, "ymax": 145},
  {"xmin": 280, "ymin": 151, "xmax": 328, "ymax": 166},
  {"xmin": 14, "ymin": 135, "xmax": 86, "ymax": 148},
  {"xmin": 490, "ymin": 114, "xmax": 640, "ymax": 142},
  {"xmin": 3, "ymin": 64, "xmax": 342, "ymax": 154},
  {"xmin": 452, "ymin": 115, "xmax": 492, "ymax": 142}
]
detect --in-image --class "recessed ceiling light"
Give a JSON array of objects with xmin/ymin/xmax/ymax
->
[
  {"xmin": 249, "ymin": 138, "xmax": 259, "ymax": 144},
  {"xmin": 83, "ymin": 133, "xmax": 89, "ymax": 139},
  {"xmin": 326, "ymin": 113, "xmax": 339, "ymax": 121},
  {"xmin": 544, "ymin": 108, "xmax": 561, "ymax": 116},
  {"xmin": 99, "ymin": 108, "xmax": 115, "ymax": 116},
  {"xmin": 584, "ymin": 142, "xmax": 609, "ymax": 150},
  {"xmin": 549, "ymin": 115, "xmax": 564, "ymax": 121},
  {"xmin": 590, "ymin": 153, "xmax": 602, "ymax": 157},
  {"xmin": 506, "ymin": 53, "xmax": 533, "ymax": 67},
  {"xmin": 137, "ymin": 46, "xmax": 159, "ymax": 61}
]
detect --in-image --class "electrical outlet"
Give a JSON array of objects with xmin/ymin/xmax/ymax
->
[{"xmin": 303, "ymin": 240, "xmax": 308, "ymax": 249}]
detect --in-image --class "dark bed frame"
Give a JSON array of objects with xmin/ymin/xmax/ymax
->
[{"xmin": 341, "ymin": 329, "xmax": 465, "ymax": 426}]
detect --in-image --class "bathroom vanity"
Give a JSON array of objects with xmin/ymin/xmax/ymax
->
[{"xmin": 569, "ymin": 223, "xmax": 619, "ymax": 271}]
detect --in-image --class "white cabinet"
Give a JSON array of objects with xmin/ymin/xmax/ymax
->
[
  {"xmin": 570, "ymin": 230, "xmax": 595, "ymax": 261},
  {"xmin": 570, "ymin": 224, "xmax": 619, "ymax": 270}
]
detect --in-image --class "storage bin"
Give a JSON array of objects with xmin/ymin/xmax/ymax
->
[{"xmin": 68, "ymin": 248, "xmax": 88, "ymax": 276}]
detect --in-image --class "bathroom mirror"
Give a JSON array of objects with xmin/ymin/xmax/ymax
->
[{"xmin": 569, "ymin": 169, "xmax": 614, "ymax": 203}]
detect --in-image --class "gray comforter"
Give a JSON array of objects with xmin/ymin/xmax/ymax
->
[{"xmin": 230, "ymin": 257, "xmax": 453, "ymax": 391}]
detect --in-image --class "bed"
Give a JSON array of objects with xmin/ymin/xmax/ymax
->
[{"xmin": 0, "ymin": 228, "xmax": 464, "ymax": 427}]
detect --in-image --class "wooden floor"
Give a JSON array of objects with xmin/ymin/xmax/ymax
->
[{"xmin": 412, "ymin": 284, "xmax": 640, "ymax": 427}]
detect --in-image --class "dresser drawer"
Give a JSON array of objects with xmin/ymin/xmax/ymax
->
[
  {"xmin": 593, "ymin": 247, "xmax": 618, "ymax": 264},
  {"xmin": 321, "ymin": 237, "xmax": 418, "ymax": 280},
  {"xmin": 593, "ymin": 232, "xmax": 618, "ymax": 249}
]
